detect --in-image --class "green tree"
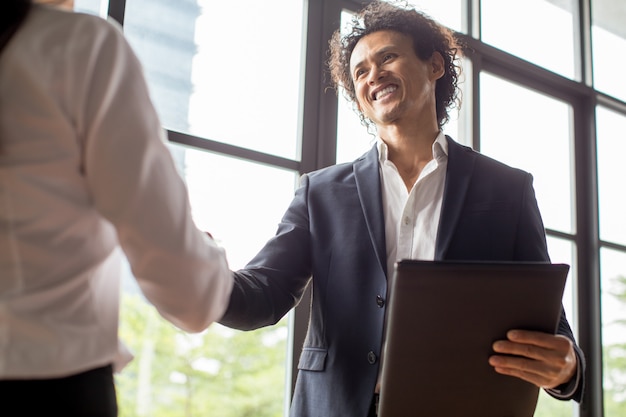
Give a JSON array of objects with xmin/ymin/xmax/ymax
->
[
  {"xmin": 116, "ymin": 293, "xmax": 288, "ymax": 417},
  {"xmin": 603, "ymin": 275, "xmax": 626, "ymax": 417}
]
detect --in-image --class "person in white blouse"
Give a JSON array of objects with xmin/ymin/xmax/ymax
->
[{"xmin": 0, "ymin": 1, "xmax": 233, "ymax": 415}]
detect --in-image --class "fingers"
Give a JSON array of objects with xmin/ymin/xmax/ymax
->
[
  {"xmin": 489, "ymin": 359, "xmax": 555, "ymax": 388},
  {"xmin": 504, "ymin": 330, "xmax": 572, "ymax": 351},
  {"xmin": 488, "ymin": 330, "xmax": 577, "ymax": 389},
  {"xmin": 492, "ymin": 339, "xmax": 545, "ymax": 361},
  {"xmin": 492, "ymin": 331, "xmax": 573, "ymax": 364},
  {"xmin": 488, "ymin": 352, "xmax": 566, "ymax": 388}
]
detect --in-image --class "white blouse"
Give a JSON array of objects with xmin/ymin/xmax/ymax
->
[{"xmin": 0, "ymin": 5, "xmax": 232, "ymax": 378}]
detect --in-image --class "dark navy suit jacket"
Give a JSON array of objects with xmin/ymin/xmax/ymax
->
[{"xmin": 220, "ymin": 136, "xmax": 585, "ymax": 417}]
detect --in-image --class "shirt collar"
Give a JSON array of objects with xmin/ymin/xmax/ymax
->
[{"xmin": 377, "ymin": 131, "xmax": 448, "ymax": 163}]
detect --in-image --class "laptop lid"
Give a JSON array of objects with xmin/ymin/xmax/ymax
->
[{"xmin": 378, "ymin": 260, "xmax": 569, "ymax": 417}]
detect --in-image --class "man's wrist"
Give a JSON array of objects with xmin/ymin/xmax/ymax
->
[{"xmin": 545, "ymin": 349, "xmax": 582, "ymax": 400}]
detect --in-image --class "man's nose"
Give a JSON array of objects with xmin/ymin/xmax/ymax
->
[{"xmin": 368, "ymin": 65, "xmax": 385, "ymax": 85}]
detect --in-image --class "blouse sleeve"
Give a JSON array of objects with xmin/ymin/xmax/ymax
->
[{"xmin": 78, "ymin": 18, "xmax": 233, "ymax": 332}]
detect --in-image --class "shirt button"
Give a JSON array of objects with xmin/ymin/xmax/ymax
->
[
  {"xmin": 403, "ymin": 216, "xmax": 411, "ymax": 225},
  {"xmin": 376, "ymin": 295, "xmax": 385, "ymax": 308},
  {"xmin": 367, "ymin": 351, "xmax": 377, "ymax": 365}
]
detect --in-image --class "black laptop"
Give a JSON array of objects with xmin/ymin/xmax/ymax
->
[{"xmin": 377, "ymin": 260, "xmax": 569, "ymax": 417}]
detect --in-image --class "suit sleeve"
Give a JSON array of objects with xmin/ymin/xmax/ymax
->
[{"xmin": 219, "ymin": 175, "xmax": 313, "ymax": 330}]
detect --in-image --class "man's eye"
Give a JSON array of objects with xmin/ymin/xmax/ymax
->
[
  {"xmin": 382, "ymin": 54, "xmax": 394, "ymax": 62},
  {"xmin": 355, "ymin": 69, "xmax": 366, "ymax": 78}
]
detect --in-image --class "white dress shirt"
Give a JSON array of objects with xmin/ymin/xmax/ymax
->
[
  {"xmin": 0, "ymin": 5, "xmax": 232, "ymax": 378},
  {"xmin": 375, "ymin": 131, "xmax": 448, "ymax": 392},
  {"xmin": 380, "ymin": 132, "xmax": 448, "ymax": 275}
]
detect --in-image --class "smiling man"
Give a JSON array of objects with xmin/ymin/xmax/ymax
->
[{"xmin": 218, "ymin": 1, "xmax": 585, "ymax": 416}]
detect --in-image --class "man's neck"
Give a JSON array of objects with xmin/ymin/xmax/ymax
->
[{"xmin": 379, "ymin": 124, "xmax": 440, "ymax": 192}]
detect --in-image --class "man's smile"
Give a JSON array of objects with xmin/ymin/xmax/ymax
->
[{"xmin": 372, "ymin": 84, "xmax": 398, "ymax": 101}]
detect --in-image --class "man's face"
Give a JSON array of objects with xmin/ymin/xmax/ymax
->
[{"xmin": 349, "ymin": 30, "xmax": 443, "ymax": 128}]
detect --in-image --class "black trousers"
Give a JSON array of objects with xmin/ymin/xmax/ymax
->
[
  {"xmin": 368, "ymin": 393, "xmax": 379, "ymax": 417},
  {"xmin": 0, "ymin": 364, "xmax": 117, "ymax": 417}
]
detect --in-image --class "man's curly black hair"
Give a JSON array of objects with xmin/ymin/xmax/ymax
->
[{"xmin": 328, "ymin": 0, "xmax": 463, "ymax": 129}]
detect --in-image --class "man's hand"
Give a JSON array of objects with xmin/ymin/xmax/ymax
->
[{"xmin": 488, "ymin": 329, "xmax": 577, "ymax": 389}]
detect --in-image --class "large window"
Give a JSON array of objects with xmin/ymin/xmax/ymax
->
[
  {"xmin": 597, "ymin": 107, "xmax": 626, "ymax": 417},
  {"xmin": 592, "ymin": 0, "xmax": 626, "ymax": 102},
  {"xmin": 75, "ymin": 0, "xmax": 626, "ymax": 416},
  {"xmin": 481, "ymin": 0, "xmax": 578, "ymax": 80}
]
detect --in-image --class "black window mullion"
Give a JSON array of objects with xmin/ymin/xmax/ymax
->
[
  {"xmin": 574, "ymin": 93, "xmax": 603, "ymax": 417},
  {"xmin": 107, "ymin": 0, "xmax": 126, "ymax": 26}
]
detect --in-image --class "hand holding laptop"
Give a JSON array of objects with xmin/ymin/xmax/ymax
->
[
  {"xmin": 377, "ymin": 260, "xmax": 572, "ymax": 417},
  {"xmin": 489, "ymin": 329, "xmax": 578, "ymax": 389}
]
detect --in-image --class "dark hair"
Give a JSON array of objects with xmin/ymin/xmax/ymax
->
[
  {"xmin": 328, "ymin": 0, "xmax": 463, "ymax": 129},
  {"xmin": 0, "ymin": 0, "xmax": 32, "ymax": 53},
  {"xmin": 0, "ymin": 0, "xmax": 32, "ymax": 154}
]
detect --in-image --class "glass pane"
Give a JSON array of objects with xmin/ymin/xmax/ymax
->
[
  {"xmin": 123, "ymin": 0, "xmax": 305, "ymax": 160},
  {"xmin": 336, "ymin": 85, "xmax": 377, "ymax": 164},
  {"xmin": 481, "ymin": 0, "xmax": 577, "ymax": 80},
  {"xmin": 181, "ymin": 146, "xmax": 298, "ymax": 269},
  {"xmin": 601, "ymin": 248, "xmax": 626, "ymax": 417},
  {"xmin": 592, "ymin": 0, "xmax": 626, "ymax": 102},
  {"xmin": 597, "ymin": 106, "xmax": 626, "ymax": 246},
  {"xmin": 480, "ymin": 73, "xmax": 574, "ymax": 234},
  {"xmin": 335, "ymin": 11, "xmax": 375, "ymax": 164},
  {"xmin": 535, "ymin": 385, "xmax": 577, "ymax": 416},
  {"xmin": 116, "ymin": 144, "xmax": 298, "ymax": 417},
  {"xmin": 442, "ymin": 56, "xmax": 467, "ymax": 147},
  {"xmin": 398, "ymin": 0, "xmax": 465, "ymax": 33},
  {"xmin": 335, "ymin": 8, "xmax": 468, "ymax": 164},
  {"xmin": 74, "ymin": 0, "xmax": 106, "ymax": 16}
]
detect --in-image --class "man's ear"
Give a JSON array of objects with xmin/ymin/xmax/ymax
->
[{"xmin": 430, "ymin": 51, "xmax": 445, "ymax": 80}]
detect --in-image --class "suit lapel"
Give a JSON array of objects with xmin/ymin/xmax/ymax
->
[
  {"xmin": 354, "ymin": 145, "xmax": 388, "ymax": 277},
  {"xmin": 351, "ymin": 139, "xmax": 476, "ymax": 271},
  {"xmin": 435, "ymin": 137, "xmax": 477, "ymax": 260}
]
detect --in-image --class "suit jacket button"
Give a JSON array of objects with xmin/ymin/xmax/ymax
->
[
  {"xmin": 367, "ymin": 351, "xmax": 377, "ymax": 364},
  {"xmin": 376, "ymin": 295, "xmax": 385, "ymax": 308}
]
